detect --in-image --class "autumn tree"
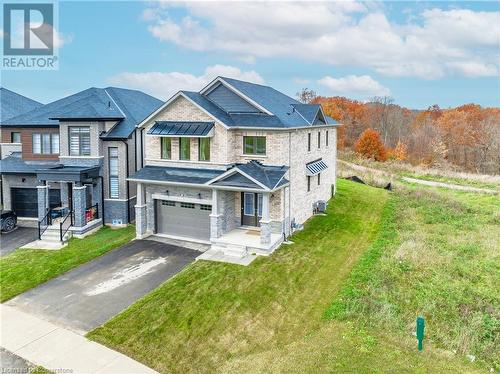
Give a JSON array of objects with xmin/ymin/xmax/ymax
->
[
  {"xmin": 388, "ymin": 141, "xmax": 408, "ymax": 161},
  {"xmin": 355, "ymin": 128, "xmax": 387, "ymax": 161},
  {"xmin": 296, "ymin": 88, "xmax": 317, "ymax": 103}
]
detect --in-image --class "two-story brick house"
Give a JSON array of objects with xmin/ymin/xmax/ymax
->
[
  {"xmin": 0, "ymin": 87, "xmax": 162, "ymax": 240},
  {"xmin": 132, "ymin": 77, "xmax": 339, "ymax": 259}
]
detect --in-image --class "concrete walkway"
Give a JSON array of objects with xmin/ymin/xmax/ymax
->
[{"xmin": 0, "ymin": 304, "xmax": 157, "ymax": 374}]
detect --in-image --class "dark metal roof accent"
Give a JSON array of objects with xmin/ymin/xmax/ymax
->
[
  {"xmin": 36, "ymin": 165, "xmax": 100, "ymax": 182},
  {"xmin": 148, "ymin": 121, "xmax": 215, "ymax": 137},
  {"xmin": 306, "ymin": 159, "xmax": 328, "ymax": 176}
]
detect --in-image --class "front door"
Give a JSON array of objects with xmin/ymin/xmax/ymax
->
[{"xmin": 241, "ymin": 192, "xmax": 263, "ymax": 227}]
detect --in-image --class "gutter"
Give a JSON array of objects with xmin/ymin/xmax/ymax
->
[{"xmin": 98, "ymin": 176, "xmax": 105, "ymax": 226}]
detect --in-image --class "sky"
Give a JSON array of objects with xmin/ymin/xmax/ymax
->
[{"xmin": 1, "ymin": 0, "xmax": 499, "ymax": 109}]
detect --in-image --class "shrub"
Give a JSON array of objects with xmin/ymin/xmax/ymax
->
[{"xmin": 355, "ymin": 128, "xmax": 387, "ymax": 161}]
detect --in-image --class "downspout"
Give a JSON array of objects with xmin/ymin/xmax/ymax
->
[
  {"xmin": 121, "ymin": 140, "xmax": 130, "ymax": 224},
  {"xmin": 288, "ymin": 131, "xmax": 292, "ymax": 235},
  {"xmin": 99, "ymin": 176, "xmax": 105, "ymax": 226},
  {"xmin": 134, "ymin": 130, "xmax": 138, "ymax": 172},
  {"xmin": 140, "ymin": 128, "xmax": 144, "ymax": 169}
]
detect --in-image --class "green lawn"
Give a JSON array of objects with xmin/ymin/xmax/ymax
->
[
  {"xmin": 88, "ymin": 180, "xmax": 492, "ymax": 373},
  {"xmin": 0, "ymin": 225, "xmax": 135, "ymax": 302}
]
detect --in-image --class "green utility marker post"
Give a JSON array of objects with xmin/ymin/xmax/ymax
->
[{"xmin": 416, "ymin": 316, "xmax": 425, "ymax": 351}]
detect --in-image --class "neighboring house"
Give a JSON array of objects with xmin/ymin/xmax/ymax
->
[
  {"xmin": 0, "ymin": 87, "xmax": 162, "ymax": 238},
  {"xmin": 132, "ymin": 77, "xmax": 339, "ymax": 258},
  {"xmin": 0, "ymin": 87, "xmax": 43, "ymax": 211}
]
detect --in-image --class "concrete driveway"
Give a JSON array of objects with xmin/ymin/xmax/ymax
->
[
  {"xmin": 7, "ymin": 240, "xmax": 199, "ymax": 333},
  {"xmin": 0, "ymin": 227, "xmax": 38, "ymax": 256}
]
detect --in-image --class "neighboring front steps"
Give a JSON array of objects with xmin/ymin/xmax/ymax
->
[{"xmin": 40, "ymin": 225, "xmax": 72, "ymax": 243}]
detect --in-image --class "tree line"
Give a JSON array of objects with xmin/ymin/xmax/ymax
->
[{"xmin": 297, "ymin": 89, "xmax": 500, "ymax": 175}]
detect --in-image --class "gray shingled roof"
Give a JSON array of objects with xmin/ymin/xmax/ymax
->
[
  {"xmin": 130, "ymin": 165, "xmax": 223, "ymax": 185},
  {"xmin": 2, "ymin": 87, "xmax": 163, "ymax": 139},
  {"xmin": 235, "ymin": 160, "xmax": 288, "ymax": 189},
  {"xmin": 0, "ymin": 87, "xmax": 42, "ymax": 122},
  {"xmin": 0, "ymin": 152, "xmax": 60, "ymax": 174}
]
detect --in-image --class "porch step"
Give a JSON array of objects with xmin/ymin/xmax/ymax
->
[
  {"xmin": 40, "ymin": 226, "xmax": 72, "ymax": 243},
  {"xmin": 211, "ymin": 242, "xmax": 248, "ymax": 258}
]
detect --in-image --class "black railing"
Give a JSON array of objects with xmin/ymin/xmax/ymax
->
[
  {"xmin": 38, "ymin": 208, "xmax": 53, "ymax": 240},
  {"xmin": 85, "ymin": 203, "xmax": 98, "ymax": 224},
  {"xmin": 59, "ymin": 210, "xmax": 74, "ymax": 242}
]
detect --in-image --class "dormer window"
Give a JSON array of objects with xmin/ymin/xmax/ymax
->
[{"xmin": 243, "ymin": 136, "xmax": 266, "ymax": 156}]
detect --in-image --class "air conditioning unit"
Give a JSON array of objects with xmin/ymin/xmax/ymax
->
[{"xmin": 313, "ymin": 200, "xmax": 327, "ymax": 214}]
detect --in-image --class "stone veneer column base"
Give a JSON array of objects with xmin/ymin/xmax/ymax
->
[
  {"xmin": 135, "ymin": 204, "xmax": 147, "ymax": 238},
  {"xmin": 260, "ymin": 220, "xmax": 272, "ymax": 245},
  {"xmin": 73, "ymin": 185, "xmax": 87, "ymax": 228},
  {"xmin": 210, "ymin": 214, "xmax": 223, "ymax": 239}
]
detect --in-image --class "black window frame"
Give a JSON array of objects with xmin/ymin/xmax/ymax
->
[
  {"xmin": 318, "ymin": 173, "xmax": 321, "ymax": 185},
  {"xmin": 318, "ymin": 131, "xmax": 321, "ymax": 149},
  {"xmin": 243, "ymin": 136, "xmax": 266, "ymax": 156},
  {"xmin": 307, "ymin": 133, "xmax": 311, "ymax": 152},
  {"xmin": 326, "ymin": 130, "xmax": 329, "ymax": 147},
  {"xmin": 307, "ymin": 176, "xmax": 311, "ymax": 192},
  {"xmin": 11, "ymin": 132, "xmax": 21, "ymax": 143},
  {"xmin": 180, "ymin": 202, "xmax": 195, "ymax": 209},
  {"xmin": 68, "ymin": 126, "xmax": 91, "ymax": 156}
]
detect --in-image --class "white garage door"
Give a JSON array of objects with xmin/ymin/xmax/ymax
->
[{"xmin": 155, "ymin": 200, "xmax": 212, "ymax": 241}]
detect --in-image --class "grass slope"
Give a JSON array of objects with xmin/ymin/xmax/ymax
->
[
  {"xmin": 0, "ymin": 226, "xmax": 135, "ymax": 302},
  {"xmin": 89, "ymin": 180, "xmax": 388, "ymax": 372}
]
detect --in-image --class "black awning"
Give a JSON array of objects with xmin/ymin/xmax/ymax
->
[
  {"xmin": 36, "ymin": 165, "xmax": 100, "ymax": 182},
  {"xmin": 147, "ymin": 121, "xmax": 215, "ymax": 137},
  {"xmin": 306, "ymin": 159, "xmax": 328, "ymax": 176}
]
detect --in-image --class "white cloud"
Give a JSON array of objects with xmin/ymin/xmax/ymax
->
[
  {"xmin": 143, "ymin": 2, "xmax": 500, "ymax": 79},
  {"xmin": 318, "ymin": 75, "xmax": 391, "ymax": 97},
  {"xmin": 107, "ymin": 64, "xmax": 264, "ymax": 99}
]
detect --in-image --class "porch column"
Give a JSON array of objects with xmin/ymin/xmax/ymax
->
[
  {"xmin": 260, "ymin": 192, "xmax": 271, "ymax": 245},
  {"xmin": 210, "ymin": 189, "xmax": 222, "ymax": 239},
  {"xmin": 73, "ymin": 183, "xmax": 87, "ymax": 227},
  {"xmin": 135, "ymin": 182, "xmax": 147, "ymax": 238},
  {"xmin": 37, "ymin": 182, "xmax": 48, "ymax": 221}
]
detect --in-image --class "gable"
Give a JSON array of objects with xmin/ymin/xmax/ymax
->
[
  {"xmin": 313, "ymin": 110, "xmax": 327, "ymax": 125},
  {"xmin": 211, "ymin": 171, "xmax": 263, "ymax": 189},
  {"xmin": 206, "ymin": 83, "xmax": 261, "ymax": 113}
]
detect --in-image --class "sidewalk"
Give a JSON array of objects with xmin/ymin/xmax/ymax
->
[{"xmin": 0, "ymin": 304, "xmax": 157, "ymax": 374}]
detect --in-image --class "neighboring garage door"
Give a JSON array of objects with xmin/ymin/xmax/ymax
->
[
  {"xmin": 11, "ymin": 188, "xmax": 61, "ymax": 218},
  {"xmin": 156, "ymin": 200, "xmax": 211, "ymax": 241}
]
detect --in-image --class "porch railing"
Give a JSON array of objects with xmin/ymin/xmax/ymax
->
[
  {"xmin": 85, "ymin": 203, "xmax": 98, "ymax": 224},
  {"xmin": 59, "ymin": 210, "xmax": 74, "ymax": 242},
  {"xmin": 38, "ymin": 208, "xmax": 53, "ymax": 240}
]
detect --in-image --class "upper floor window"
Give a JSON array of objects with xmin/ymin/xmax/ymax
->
[
  {"xmin": 198, "ymin": 138, "xmax": 210, "ymax": 161},
  {"xmin": 108, "ymin": 147, "xmax": 119, "ymax": 199},
  {"xmin": 11, "ymin": 132, "xmax": 21, "ymax": 143},
  {"xmin": 179, "ymin": 137, "xmax": 190, "ymax": 160},
  {"xmin": 326, "ymin": 130, "xmax": 329, "ymax": 147},
  {"xmin": 307, "ymin": 176, "xmax": 311, "ymax": 192},
  {"xmin": 69, "ymin": 127, "xmax": 90, "ymax": 156},
  {"xmin": 318, "ymin": 131, "xmax": 321, "ymax": 148},
  {"xmin": 243, "ymin": 136, "xmax": 266, "ymax": 155},
  {"xmin": 307, "ymin": 133, "xmax": 311, "ymax": 152},
  {"xmin": 33, "ymin": 133, "xmax": 59, "ymax": 154},
  {"xmin": 161, "ymin": 138, "xmax": 171, "ymax": 159}
]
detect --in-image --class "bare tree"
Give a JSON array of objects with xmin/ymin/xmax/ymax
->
[{"xmin": 296, "ymin": 88, "xmax": 317, "ymax": 103}]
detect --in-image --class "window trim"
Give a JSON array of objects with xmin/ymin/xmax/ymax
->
[
  {"xmin": 32, "ymin": 133, "xmax": 59, "ymax": 154},
  {"xmin": 179, "ymin": 137, "xmax": 191, "ymax": 160},
  {"xmin": 198, "ymin": 137, "xmax": 210, "ymax": 161},
  {"xmin": 69, "ymin": 126, "xmax": 91, "ymax": 156},
  {"xmin": 243, "ymin": 136, "xmax": 266, "ymax": 156},
  {"xmin": 11, "ymin": 132, "xmax": 21, "ymax": 143},
  {"xmin": 161, "ymin": 137, "xmax": 171, "ymax": 160},
  {"xmin": 108, "ymin": 147, "xmax": 119, "ymax": 199}
]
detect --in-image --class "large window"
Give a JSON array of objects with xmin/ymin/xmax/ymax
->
[
  {"xmin": 243, "ymin": 136, "xmax": 266, "ymax": 155},
  {"xmin": 11, "ymin": 132, "xmax": 21, "ymax": 143},
  {"xmin": 179, "ymin": 138, "xmax": 190, "ymax": 160},
  {"xmin": 161, "ymin": 138, "xmax": 171, "ymax": 159},
  {"xmin": 108, "ymin": 147, "xmax": 119, "ymax": 199},
  {"xmin": 198, "ymin": 138, "xmax": 210, "ymax": 161},
  {"xmin": 32, "ymin": 133, "xmax": 59, "ymax": 154},
  {"xmin": 69, "ymin": 127, "xmax": 91, "ymax": 156}
]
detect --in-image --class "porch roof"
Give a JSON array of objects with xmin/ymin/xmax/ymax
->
[
  {"xmin": 130, "ymin": 165, "xmax": 223, "ymax": 185},
  {"xmin": 147, "ymin": 121, "xmax": 215, "ymax": 137},
  {"xmin": 36, "ymin": 165, "xmax": 100, "ymax": 182}
]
